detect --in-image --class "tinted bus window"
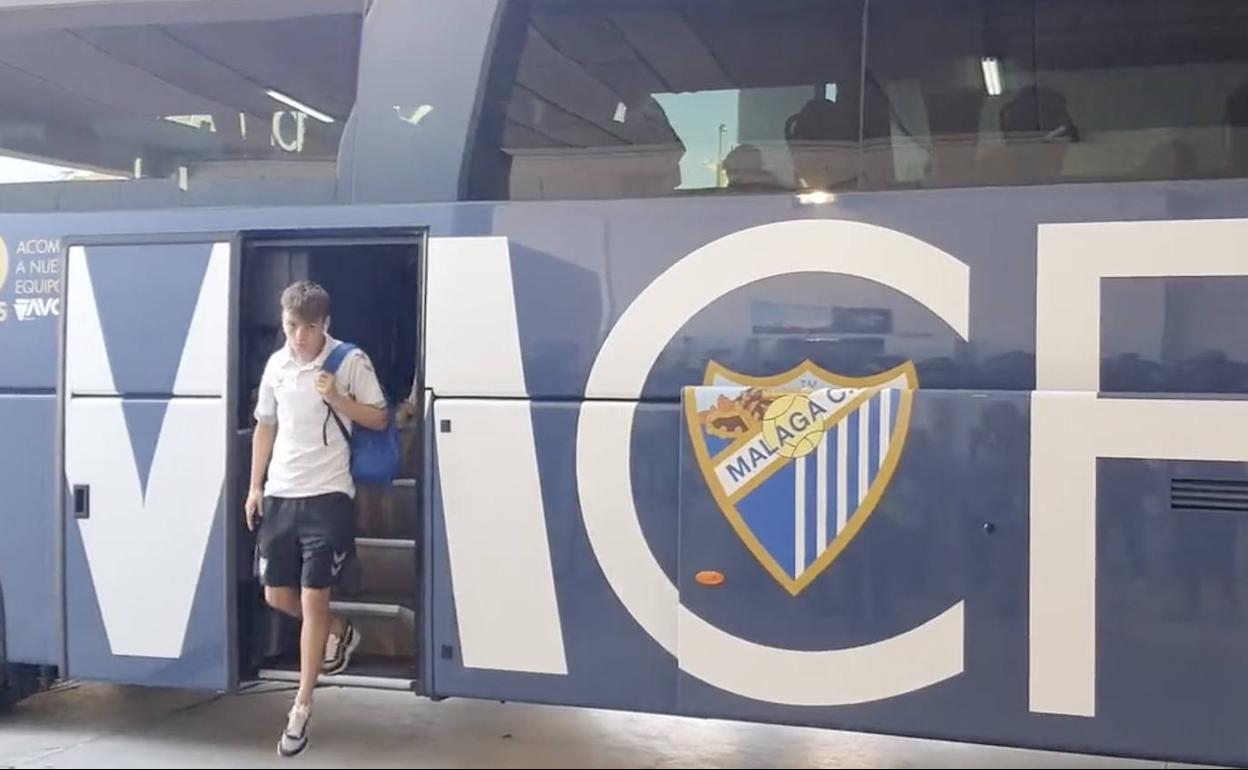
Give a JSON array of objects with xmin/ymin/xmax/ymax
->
[
  {"xmin": 865, "ymin": 0, "xmax": 1248, "ymax": 189},
  {"xmin": 466, "ymin": 0, "xmax": 865, "ymax": 201},
  {"xmin": 0, "ymin": 6, "xmax": 362, "ymax": 192}
]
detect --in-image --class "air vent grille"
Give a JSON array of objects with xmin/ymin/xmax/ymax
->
[{"xmin": 1171, "ymin": 478, "xmax": 1248, "ymax": 513}]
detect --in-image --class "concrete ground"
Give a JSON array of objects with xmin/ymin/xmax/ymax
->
[{"xmin": 0, "ymin": 682, "xmax": 1220, "ymax": 769}]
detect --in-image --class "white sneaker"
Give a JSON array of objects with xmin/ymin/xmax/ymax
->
[
  {"xmin": 323, "ymin": 621, "xmax": 360, "ymax": 676},
  {"xmin": 278, "ymin": 702, "xmax": 310, "ymax": 757}
]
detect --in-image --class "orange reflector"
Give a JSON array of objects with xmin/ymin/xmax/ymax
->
[{"xmin": 695, "ymin": 570, "xmax": 724, "ymax": 587}]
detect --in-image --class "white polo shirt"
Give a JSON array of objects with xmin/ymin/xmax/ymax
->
[{"xmin": 254, "ymin": 334, "xmax": 387, "ymax": 499}]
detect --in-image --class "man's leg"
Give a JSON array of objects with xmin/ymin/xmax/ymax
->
[
  {"xmin": 260, "ymin": 498, "xmax": 316, "ymax": 758},
  {"xmin": 264, "ymin": 581, "xmax": 348, "ymax": 654},
  {"xmin": 312, "ymin": 492, "xmax": 359, "ymax": 676},
  {"xmin": 265, "ymin": 586, "xmax": 301, "ymax": 619},
  {"xmin": 297, "ymin": 587, "xmax": 332, "ymax": 707},
  {"xmin": 264, "ymin": 584, "xmax": 349, "ymax": 677}
]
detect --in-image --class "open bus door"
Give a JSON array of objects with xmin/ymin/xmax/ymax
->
[
  {"xmin": 238, "ymin": 230, "xmax": 426, "ymax": 693},
  {"xmin": 58, "ymin": 235, "xmax": 239, "ymax": 691}
]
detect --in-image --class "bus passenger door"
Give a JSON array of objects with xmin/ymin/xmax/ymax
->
[{"xmin": 60, "ymin": 236, "xmax": 238, "ymax": 691}]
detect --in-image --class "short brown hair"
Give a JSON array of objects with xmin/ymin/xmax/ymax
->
[{"xmin": 280, "ymin": 280, "xmax": 330, "ymax": 323}]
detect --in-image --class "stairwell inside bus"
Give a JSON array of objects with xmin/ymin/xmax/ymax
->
[{"xmin": 234, "ymin": 230, "xmax": 425, "ymax": 691}]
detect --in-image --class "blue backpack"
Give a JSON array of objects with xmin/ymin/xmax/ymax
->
[{"xmin": 322, "ymin": 342, "xmax": 401, "ymax": 486}]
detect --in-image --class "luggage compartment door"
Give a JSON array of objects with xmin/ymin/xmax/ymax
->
[{"xmin": 60, "ymin": 236, "xmax": 237, "ymax": 690}]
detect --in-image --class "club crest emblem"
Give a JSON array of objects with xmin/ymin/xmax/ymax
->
[{"xmin": 683, "ymin": 360, "xmax": 917, "ymax": 595}]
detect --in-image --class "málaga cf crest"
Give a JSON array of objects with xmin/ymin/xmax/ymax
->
[{"xmin": 684, "ymin": 360, "xmax": 917, "ymax": 596}]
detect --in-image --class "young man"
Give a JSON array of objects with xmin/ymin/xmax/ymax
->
[{"xmin": 244, "ymin": 280, "xmax": 389, "ymax": 757}]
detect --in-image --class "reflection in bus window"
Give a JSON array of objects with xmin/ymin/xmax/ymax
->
[
  {"xmin": 864, "ymin": 0, "xmax": 1248, "ymax": 189},
  {"xmin": 0, "ymin": 8, "xmax": 362, "ymax": 189},
  {"xmin": 466, "ymin": 0, "xmax": 864, "ymax": 201}
]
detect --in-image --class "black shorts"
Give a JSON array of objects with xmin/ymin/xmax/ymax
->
[{"xmin": 256, "ymin": 493, "xmax": 356, "ymax": 589}]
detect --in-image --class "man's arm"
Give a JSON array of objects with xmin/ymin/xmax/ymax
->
[
  {"xmin": 245, "ymin": 420, "xmax": 276, "ymax": 530},
  {"xmin": 250, "ymin": 421, "xmax": 276, "ymax": 491},
  {"xmin": 323, "ymin": 387, "xmax": 388, "ymax": 430},
  {"xmin": 317, "ymin": 351, "xmax": 389, "ymax": 431},
  {"xmin": 246, "ymin": 358, "xmax": 279, "ymax": 530}
]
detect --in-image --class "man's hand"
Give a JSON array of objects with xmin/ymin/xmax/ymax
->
[
  {"xmin": 316, "ymin": 370, "xmax": 342, "ymax": 406},
  {"xmin": 245, "ymin": 486, "xmax": 263, "ymax": 531},
  {"xmin": 316, "ymin": 365, "xmax": 388, "ymax": 431}
]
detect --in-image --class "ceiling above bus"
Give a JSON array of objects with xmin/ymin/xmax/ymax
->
[{"xmin": 0, "ymin": 1, "xmax": 363, "ymax": 181}]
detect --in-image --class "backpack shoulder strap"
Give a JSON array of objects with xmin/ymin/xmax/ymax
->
[
  {"xmin": 322, "ymin": 342, "xmax": 357, "ymax": 374},
  {"xmin": 325, "ymin": 403, "xmax": 351, "ymax": 445},
  {"xmin": 321, "ymin": 341, "xmax": 357, "ymax": 446}
]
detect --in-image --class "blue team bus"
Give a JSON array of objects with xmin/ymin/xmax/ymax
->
[{"xmin": 3, "ymin": 0, "xmax": 1248, "ymax": 764}]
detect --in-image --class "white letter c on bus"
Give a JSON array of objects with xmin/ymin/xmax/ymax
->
[{"xmin": 577, "ymin": 218, "xmax": 972, "ymax": 706}]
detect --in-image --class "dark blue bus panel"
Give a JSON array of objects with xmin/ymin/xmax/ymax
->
[{"xmin": 1, "ymin": 1, "xmax": 1248, "ymax": 768}]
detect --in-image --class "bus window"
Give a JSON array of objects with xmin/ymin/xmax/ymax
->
[
  {"xmin": 1033, "ymin": 0, "xmax": 1248, "ymax": 185},
  {"xmin": 864, "ymin": 0, "xmax": 1248, "ymax": 189},
  {"xmin": 862, "ymin": 0, "xmax": 1034, "ymax": 189},
  {"xmin": 0, "ymin": 4, "xmax": 362, "ymax": 196},
  {"xmin": 465, "ymin": 0, "xmax": 864, "ymax": 201}
]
